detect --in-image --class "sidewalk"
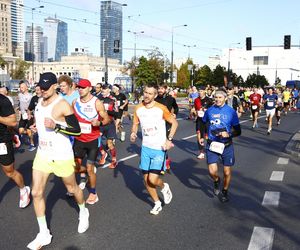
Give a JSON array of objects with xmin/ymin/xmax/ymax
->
[{"xmin": 285, "ymin": 130, "xmax": 300, "ymax": 159}]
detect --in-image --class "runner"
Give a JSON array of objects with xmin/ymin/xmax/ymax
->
[
  {"xmin": 202, "ymin": 89, "xmax": 241, "ymax": 203},
  {"xmin": 27, "ymin": 72, "xmax": 89, "ymax": 250},
  {"xmin": 58, "ymin": 75, "xmax": 79, "ymax": 105},
  {"xmin": 73, "ymin": 79, "xmax": 109, "ymax": 204},
  {"xmin": 130, "ymin": 82, "xmax": 178, "ymax": 215},
  {"xmin": 275, "ymin": 88, "xmax": 284, "ymax": 125},
  {"xmin": 0, "ymin": 93, "xmax": 30, "ymax": 208},
  {"xmin": 263, "ymin": 87, "xmax": 278, "ymax": 135},
  {"xmin": 187, "ymin": 86, "xmax": 199, "ymax": 120},
  {"xmin": 226, "ymin": 85, "xmax": 243, "ymax": 118},
  {"xmin": 282, "ymin": 87, "xmax": 291, "ymax": 115},
  {"xmin": 249, "ymin": 86, "xmax": 262, "ymax": 128}
]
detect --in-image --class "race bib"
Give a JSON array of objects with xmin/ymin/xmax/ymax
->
[
  {"xmin": 104, "ymin": 103, "xmax": 109, "ymax": 111},
  {"xmin": 267, "ymin": 101, "xmax": 274, "ymax": 107},
  {"xmin": 116, "ymin": 100, "xmax": 121, "ymax": 107},
  {"xmin": 209, "ymin": 141, "xmax": 225, "ymax": 154},
  {"xmin": 79, "ymin": 122, "xmax": 92, "ymax": 134},
  {"xmin": 38, "ymin": 139, "xmax": 53, "ymax": 151},
  {"xmin": 22, "ymin": 112, "xmax": 28, "ymax": 120},
  {"xmin": 251, "ymin": 105, "xmax": 258, "ymax": 109},
  {"xmin": 0, "ymin": 143, "xmax": 8, "ymax": 155},
  {"xmin": 142, "ymin": 125, "xmax": 158, "ymax": 137},
  {"xmin": 197, "ymin": 110, "xmax": 205, "ymax": 117}
]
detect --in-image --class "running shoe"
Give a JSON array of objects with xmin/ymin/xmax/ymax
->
[
  {"xmin": 161, "ymin": 183, "xmax": 172, "ymax": 204},
  {"xmin": 78, "ymin": 208, "xmax": 89, "ymax": 233},
  {"xmin": 218, "ymin": 189, "xmax": 229, "ymax": 203},
  {"xmin": 267, "ymin": 129, "xmax": 271, "ymax": 135},
  {"xmin": 277, "ymin": 120, "xmax": 281, "ymax": 125},
  {"xmin": 109, "ymin": 159, "xmax": 118, "ymax": 169},
  {"xmin": 150, "ymin": 202, "xmax": 162, "ymax": 215},
  {"xmin": 28, "ymin": 144, "xmax": 36, "ymax": 152},
  {"xmin": 19, "ymin": 186, "xmax": 30, "ymax": 208},
  {"xmin": 213, "ymin": 178, "xmax": 220, "ymax": 196},
  {"xmin": 86, "ymin": 193, "xmax": 99, "ymax": 205},
  {"xmin": 98, "ymin": 152, "xmax": 108, "ymax": 165},
  {"xmin": 79, "ymin": 175, "xmax": 88, "ymax": 190},
  {"xmin": 13, "ymin": 135, "xmax": 21, "ymax": 148},
  {"xmin": 27, "ymin": 230, "xmax": 52, "ymax": 250},
  {"xmin": 197, "ymin": 153, "xmax": 205, "ymax": 159}
]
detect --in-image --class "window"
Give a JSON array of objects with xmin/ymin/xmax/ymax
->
[{"xmin": 253, "ymin": 56, "xmax": 268, "ymax": 65}]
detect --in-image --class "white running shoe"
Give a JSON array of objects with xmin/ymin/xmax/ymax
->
[
  {"xmin": 79, "ymin": 176, "xmax": 87, "ymax": 190},
  {"xmin": 197, "ymin": 153, "xmax": 205, "ymax": 159},
  {"xmin": 150, "ymin": 202, "xmax": 162, "ymax": 215},
  {"xmin": 19, "ymin": 186, "xmax": 31, "ymax": 208},
  {"xmin": 78, "ymin": 208, "xmax": 89, "ymax": 233},
  {"xmin": 27, "ymin": 230, "xmax": 52, "ymax": 250},
  {"xmin": 161, "ymin": 183, "xmax": 173, "ymax": 205}
]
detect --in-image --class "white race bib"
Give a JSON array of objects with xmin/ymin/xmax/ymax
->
[
  {"xmin": 267, "ymin": 101, "xmax": 274, "ymax": 107},
  {"xmin": 116, "ymin": 100, "xmax": 121, "ymax": 107},
  {"xmin": 104, "ymin": 103, "xmax": 109, "ymax": 111},
  {"xmin": 209, "ymin": 141, "xmax": 225, "ymax": 154},
  {"xmin": 251, "ymin": 105, "xmax": 258, "ymax": 109},
  {"xmin": 22, "ymin": 112, "xmax": 28, "ymax": 120},
  {"xmin": 197, "ymin": 110, "xmax": 205, "ymax": 117},
  {"xmin": 79, "ymin": 122, "xmax": 92, "ymax": 134},
  {"xmin": 142, "ymin": 125, "xmax": 158, "ymax": 137},
  {"xmin": 0, "ymin": 143, "xmax": 8, "ymax": 155}
]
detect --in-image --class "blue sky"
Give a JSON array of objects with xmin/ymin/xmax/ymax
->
[{"xmin": 23, "ymin": 0, "xmax": 300, "ymax": 65}]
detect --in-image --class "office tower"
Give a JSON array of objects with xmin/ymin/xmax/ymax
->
[
  {"xmin": 11, "ymin": 0, "xmax": 24, "ymax": 58},
  {"xmin": 100, "ymin": 1, "xmax": 123, "ymax": 63},
  {"xmin": 25, "ymin": 25, "xmax": 44, "ymax": 62},
  {"xmin": 44, "ymin": 17, "xmax": 68, "ymax": 61},
  {"xmin": 0, "ymin": 0, "xmax": 12, "ymax": 55}
]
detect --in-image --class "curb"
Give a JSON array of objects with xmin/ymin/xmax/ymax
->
[{"xmin": 285, "ymin": 130, "xmax": 300, "ymax": 159}]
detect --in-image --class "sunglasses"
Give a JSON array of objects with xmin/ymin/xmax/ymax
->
[
  {"xmin": 76, "ymin": 85, "xmax": 88, "ymax": 89},
  {"xmin": 40, "ymin": 86, "xmax": 51, "ymax": 91}
]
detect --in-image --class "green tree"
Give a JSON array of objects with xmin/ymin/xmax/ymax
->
[
  {"xmin": 10, "ymin": 58, "xmax": 30, "ymax": 79},
  {"xmin": 135, "ymin": 56, "xmax": 155, "ymax": 86},
  {"xmin": 195, "ymin": 65, "xmax": 212, "ymax": 87},
  {"xmin": 245, "ymin": 74, "xmax": 269, "ymax": 88},
  {"xmin": 211, "ymin": 64, "xmax": 226, "ymax": 87}
]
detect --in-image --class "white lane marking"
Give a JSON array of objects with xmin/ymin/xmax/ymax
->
[
  {"xmin": 262, "ymin": 191, "xmax": 280, "ymax": 206},
  {"xmin": 176, "ymin": 118, "xmax": 185, "ymax": 121},
  {"xmin": 247, "ymin": 227, "xmax": 274, "ymax": 250},
  {"xmin": 101, "ymin": 154, "xmax": 138, "ymax": 169},
  {"xmin": 276, "ymin": 157, "xmax": 289, "ymax": 165},
  {"xmin": 270, "ymin": 171, "xmax": 285, "ymax": 181},
  {"xmin": 181, "ymin": 115, "xmax": 267, "ymax": 140}
]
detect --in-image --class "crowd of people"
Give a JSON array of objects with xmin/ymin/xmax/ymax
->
[{"xmin": 0, "ymin": 74, "xmax": 299, "ymax": 249}]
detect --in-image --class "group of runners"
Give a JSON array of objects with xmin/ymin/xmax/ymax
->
[{"xmin": 0, "ymin": 73, "xmax": 299, "ymax": 249}]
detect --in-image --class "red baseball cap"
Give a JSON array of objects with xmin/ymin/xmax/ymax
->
[{"xmin": 77, "ymin": 79, "xmax": 92, "ymax": 88}]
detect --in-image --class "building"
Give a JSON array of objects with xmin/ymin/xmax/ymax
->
[
  {"xmin": 220, "ymin": 45, "xmax": 300, "ymax": 86},
  {"xmin": 0, "ymin": 0, "xmax": 12, "ymax": 56},
  {"xmin": 25, "ymin": 52, "xmax": 123, "ymax": 85},
  {"xmin": 44, "ymin": 17, "xmax": 68, "ymax": 61},
  {"xmin": 100, "ymin": 1, "xmax": 123, "ymax": 63},
  {"xmin": 24, "ymin": 25, "xmax": 46, "ymax": 62},
  {"xmin": 11, "ymin": 0, "xmax": 24, "ymax": 58}
]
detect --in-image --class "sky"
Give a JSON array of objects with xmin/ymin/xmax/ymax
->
[{"xmin": 23, "ymin": 0, "xmax": 300, "ymax": 65}]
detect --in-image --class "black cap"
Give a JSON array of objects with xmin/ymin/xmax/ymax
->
[
  {"xmin": 102, "ymin": 84, "xmax": 110, "ymax": 89},
  {"xmin": 38, "ymin": 72, "xmax": 57, "ymax": 90},
  {"xmin": 198, "ymin": 85, "xmax": 206, "ymax": 90}
]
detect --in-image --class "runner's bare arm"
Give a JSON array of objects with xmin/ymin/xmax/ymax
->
[
  {"xmin": 93, "ymin": 99, "xmax": 110, "ymax": 126},
  {"xmin": 0, "ymin": 113, "xmax": 17, "ymax": 127}
]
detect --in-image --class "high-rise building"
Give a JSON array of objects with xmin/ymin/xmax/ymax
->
[
  {"xmin": 0, "ymin": 0, "xmax": 12, "ymax": 55},
  {"xmin": 44, "ymin": 17, "xmax": 68, "ymax": 61},
  {"xmin": 11, "ymin": 0, "xmax": 24, "ymax": 58},
  {"xmin": 25, "ymin": 25, "xmax": 45, "ymax": 62},
  {"xmin": 100, "ymin": 1, "xmax": 123, "ymax": 63}
]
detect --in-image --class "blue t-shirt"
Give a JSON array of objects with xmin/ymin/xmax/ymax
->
[
  {"xmin": 60, "ymin": 90, "xmax": 80, "ymax": 105},
  {"xmin": 202, "ymin": 104, "xmax": 240, "ymax": 143},
  {"xmin": 189, "ymin": 92, "xmax": 199, "ymax": 102},
  {"xmin": 292, "ymin": 89, "xmax": 299, "ymax": 98},
  {"xmin": 263, "ymin": 94, "xmax": 278, "ymax": 110}
]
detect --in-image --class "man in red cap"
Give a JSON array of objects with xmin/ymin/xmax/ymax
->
[{"xmin": 73, "ymin": 79, "xmax": 110, "ymax": 204}]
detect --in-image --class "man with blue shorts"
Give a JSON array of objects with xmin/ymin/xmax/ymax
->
[
  {"xmin": 130, "ymin": 82, "xmax": 178, "ymax": 215},
  {"xmin": 202, "ymin": 89, "xmax": 241, "ymax": 203}
]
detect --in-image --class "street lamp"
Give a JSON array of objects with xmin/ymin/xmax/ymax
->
[
  {"xmin": 227, "ymin": 42, "xmax": 240, "ymax": 83},
  {"xmin": 171, "ymin": 24, "xmax": 187, "ymax": 85},
  {"xmin": 183, "ymin": 44, "xmax": 196, "ymax": 59},
  {"xmin": 128, "ymin": 30, "xmax": 144, "ymax": 61},
  {"xmin": 20, "ymin": 4, "xmax": 44, "ymax": 83}
]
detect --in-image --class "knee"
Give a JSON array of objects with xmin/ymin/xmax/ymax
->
[
  {"xmin": 3, "ymin": 167, "xmax": 15, "ymax": 178},
  {"xmin": 66, "ymin": 184, "xmax": 77, "ymax": 194},
  {"xmin": 31, "ymin": 187, "xmax": 43, "ymax": 200},
  {"xmin": 223, "ymin": 169, "xmax": 231, "ymax": 177}
]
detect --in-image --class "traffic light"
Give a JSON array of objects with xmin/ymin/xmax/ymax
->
[
  {"xmin": 284, "ymin": 35, "xmax": 291, "ymax": 49},
  {"xmin": 246, "ymin": 37, "xmax": 252, "ymax": 50},
  {"xmin": 113, "ymin": 40, "xmax": 120, "ymax": 53}
]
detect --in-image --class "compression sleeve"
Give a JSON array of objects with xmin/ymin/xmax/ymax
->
[
  {"xmin": 172, "ymin": 98, "xmax": 179, "ymax": 115},
  {"xmin": 54, "ymin": 114, "xmax": 81, "ymax": 136},
  {"xmin": 231, "ymin": 124, "xmax": 241, "ymax": 137}
]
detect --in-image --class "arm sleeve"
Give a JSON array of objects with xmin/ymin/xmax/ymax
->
[
  {"xmin": 55, "ymin": 114, "xmax": 81, "ymax": 136},
  {"xmin": 231, "ymin": 124, "xmax": 241, "ymax": 137},
  {"xmin": 172, "ymin": 97, "xmax": 179, "ymax": 115}
]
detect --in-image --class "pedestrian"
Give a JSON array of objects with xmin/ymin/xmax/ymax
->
[
  {"xmin": 27, "ymin": 72, "xmax": 89, "ymax": 250},
  {"xmin": 263, "ymin": 87, "xmax": 278, "ymax": 135},
  {"xmin": 130, "ymin": 82, "xmax": 178, "ymax": 215},
  {"xmin": 202, "ymin": 89, "xmax": 241, "ymax": 203}
]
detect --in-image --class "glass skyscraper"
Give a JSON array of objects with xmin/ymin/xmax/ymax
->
[
  {"xmin": 100, "ymin": 1, "xmax": 123, "ymax": 63},
  {"xmin": 11, "ymin": 0, "xmax": 24, "ymax": 58},
  {"xmin": 44, "ymin": 17, "xmax": 68, "ymax": 61}
]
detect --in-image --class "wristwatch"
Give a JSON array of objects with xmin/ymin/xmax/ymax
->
[{"xmin": 168, "ymin": 137, "xmax": 173, "ymax": 142}]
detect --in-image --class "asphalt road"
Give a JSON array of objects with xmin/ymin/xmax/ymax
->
[{"xmin": 0, "ymin": 106, "xmax": 299, "ymax": 250}]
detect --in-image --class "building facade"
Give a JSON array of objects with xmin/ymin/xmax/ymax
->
[
  {"xmin": 11, "ymin": 0, "xmax": 24, "ymax": 58},
  {"xmin": 221, "ymin": 45, "xmax": 300, "ymax": 86},
  {"xmin": 44, "ymin": 17, "xmax": 68, "ymax": 61},
  {"xmin": 0, "ymin": 0, "xmax": 12, "ymax": 56},
  {"xmin": 25, "ymin": 25, "xmax": 46, "ymax": 62},
  {"xmin": 100, "ymin": 1, "xmax": 123, "ymax": 63}
]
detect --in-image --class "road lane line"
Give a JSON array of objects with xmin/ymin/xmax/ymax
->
[
  {"xmin": 247, "ymin": 227, "xmax": 274, "ymax": 250},
  {"xmin": 270, "ymin": 171, "xmax": 285, "ymax": 181},
  {"xmin": 262, "ymin": 191, "xmax": 280, "ymax": 206},
  {"xmin": 276, "ymin": 157, "xmax": 289, "ymax": 165},
  {"xmin": 101, "ymin": 154, "xmax": 138, "ymax": 169}
]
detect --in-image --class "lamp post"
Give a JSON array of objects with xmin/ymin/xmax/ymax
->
[
  {"xmin": 184, "ymin": 44, "xmax": 196, "ymax": 59},
  {"xmin": 170, "ymin": 24, "xmax": 187, "ymax": 85},
  {"xmin": 20, "ymin": 4, "xmax": 44, "ymax": 83},
  {"xmin": 227, "ymin": 42, "xmax": 240, "ymax": 83}
]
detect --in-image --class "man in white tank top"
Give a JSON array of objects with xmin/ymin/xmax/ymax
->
[{"xmin": 27, "ymin": 72, "xmax": 90, "ymax": 250}]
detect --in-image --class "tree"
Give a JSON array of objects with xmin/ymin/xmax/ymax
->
[
  {"xmin": 194, "ymin": 65, "xmax": 212, "ymax": 87},
  {"xmin": 211, "ymin": 64, "xmax": 227, "ymax": 87},
  {"xmin": 135, "ymin": 56, "xmax": 155, "ymax": 86},
  {"xmin": 245, "ymin": 74, "xmax": 269, "ymax": 88},
  {"xmin": 10, "ymin": 58, "xmax": 30, "ymax": 79}
]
